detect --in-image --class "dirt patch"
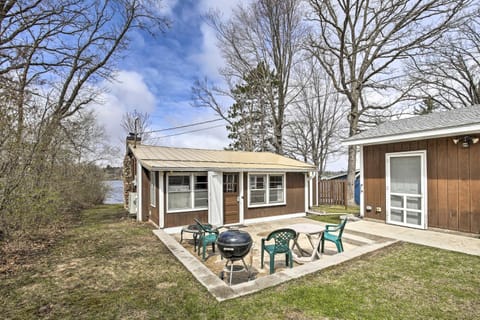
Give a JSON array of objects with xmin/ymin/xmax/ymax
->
[{"xmin": 156, "ymin": 282, "xmax": 177, "ymax": 289}]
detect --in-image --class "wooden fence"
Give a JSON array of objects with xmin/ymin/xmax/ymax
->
[{"xmin": 312, "ymin": 179, "xmax": 347, "ymax": 207}]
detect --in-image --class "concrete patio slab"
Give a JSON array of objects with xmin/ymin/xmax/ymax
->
[
  {"xmin": 153, "ymin": 217, "xmax": 397, "ymax": 301},
  {"xmin": 153, "ymin": 217, "xmax": 479, "ymax": 301}
]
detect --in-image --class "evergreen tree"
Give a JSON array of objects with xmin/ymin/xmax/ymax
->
[
  {"xmin": 226, "ymin": 63, "xmax": 278, "ymax": 152},
  {"xmin": 414, "ymin": 96, "xmax": 440, "ymax": 115}
]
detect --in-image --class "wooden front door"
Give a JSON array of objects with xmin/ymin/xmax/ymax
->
[{"xmin": 223, "ymin": 173, "xmax": 239, "ymax": 224}]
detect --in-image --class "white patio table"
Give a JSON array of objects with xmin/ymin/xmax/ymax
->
[{"xmin": 288, "ymin": 223, "xmax": 325, "ymax": 263}]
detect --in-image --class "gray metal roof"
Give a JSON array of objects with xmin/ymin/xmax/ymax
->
[
  {"xmin": 130, "ymin": 145, "xmax": 316, "ymax": 172},
  {"xmin": 344, "ymin": 105, "xmax": 480, "ymax": 145}
]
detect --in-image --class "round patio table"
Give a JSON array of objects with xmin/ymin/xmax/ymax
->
[{"xmin": 180, "ymin": 223, "xmax": 212, "ymax": 251}]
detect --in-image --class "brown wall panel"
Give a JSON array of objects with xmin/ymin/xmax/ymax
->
[
  {"xmin": 436, "ymin": 139, "xmax": 449, "ymax": 229},
  {"xmin": 427, "ymin": 140, "xmax": 438, "ymax": 227},
  {"xmin": 165, "ymin": 210, "xmax": 208, "ymax": 228},
  {"xmin": 469, "ymin": 142, "xmax": 480, "ymax": 233},
  {"xmin": 157, "ymin": 171, "xmax": 306, "ymax": 228},
  {"xmin": 363, "ymin": 136, "xmax": 480, "ymax": 233},
  {"xmin": 244, "ymin": 172, "xmax": 305, "ymax": 220},
  {"xmin": 141, "ymin": 168, "xmax": 149, "ymax": 222},
  {"xmin": 447, "ymin": 141, "xmax": 459, "ymax": 230},
  {"xmin": 458, "ymin": 147, "xmax": 470, "ymax": 232}
]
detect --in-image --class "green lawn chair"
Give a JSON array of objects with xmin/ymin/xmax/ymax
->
[
  {"xmin": 261, "ymin": 228, "xmax": 297, "ymax": 274},
  {"xmin": 321, "ymin": 218, "xmax": 347, "ymax": 253},
  {"xmin": 194, "ymin": 218, "xmax": 222, "ymax": 261}
]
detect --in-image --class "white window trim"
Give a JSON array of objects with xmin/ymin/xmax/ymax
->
[
  {"xmin": 150, "ymin": 171, "xmax": 156, "ymax": 207},
  {"xmin": 247, "ymin": 173, "xmax": 286, "ymax": 208},
  {"xmin": 166, "ymin": 172, "xmax": 208, "ymax": 213}
]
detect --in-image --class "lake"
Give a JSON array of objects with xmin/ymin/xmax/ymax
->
[{"xmin": 104, "ymin": 180, "xmax": 123, "ymax": 204}]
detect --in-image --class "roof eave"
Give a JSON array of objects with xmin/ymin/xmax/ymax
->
[
  {"xmin": 139, "ymin": 161, "xmax": 315, "ymax": 173},
  {"xmin": 342, "ymin": 123, "xmax": 480, "ymax": 146}
]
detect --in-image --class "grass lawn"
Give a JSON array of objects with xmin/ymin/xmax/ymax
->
[
  {"xmin": 311, "ymin": 204, "xmax": 360, "ymax": 214},
  {"xmin": 309, "ymin": 205, "xmax": 361, "ymax": 223},
  {"xmin": 2, "ymin": 205, "xmax": 479, "ymax": 319}
]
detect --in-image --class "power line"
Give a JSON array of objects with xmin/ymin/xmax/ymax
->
[
  {"xmin": 150, "ymin": 124, "xmax": 226, "ymax": 143},
  {"xmin": 144, "ymin": 118, "xmax": 224, "ymax": 134}
]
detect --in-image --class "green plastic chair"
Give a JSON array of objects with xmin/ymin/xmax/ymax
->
[
  {"xmin": 261, "ymin": 228, "xmax": 297, "ymax": 274},
  {"xmin": 194, "ymin": 218, "xmax": 222, "ymax": 261},
  {"xmin": 321, "ymin": 218, "xmax": 347, "ymax": 253}
]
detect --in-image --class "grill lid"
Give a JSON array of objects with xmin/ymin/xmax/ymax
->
[
  {"xmin": 217, "ymin": 229, "xmax": 252, "ymax": 246},
  {"xmin": 216, "ymin": 229, "xmax": 253, "ymax": 259}
]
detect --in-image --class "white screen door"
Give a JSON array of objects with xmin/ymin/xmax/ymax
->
[
  {"xmin": 208, "ymin": 171, "xmax": 223, "ymax": 226},
  {"xmin": 386, "ymin": 151, "xmax": 427, "ymax": 229}
]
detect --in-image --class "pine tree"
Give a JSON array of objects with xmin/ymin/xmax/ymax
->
[
  {"xmin": 414, "ymin": 96, "xmax": 440, "ymax": 115},
  {"xmin": 226, "ymin": 62, "xmax": 278, "ymax": 152}
]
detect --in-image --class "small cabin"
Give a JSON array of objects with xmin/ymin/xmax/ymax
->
[{"xmin": 124, "ymin": 144, "xmax": 316, "ymax": 232}]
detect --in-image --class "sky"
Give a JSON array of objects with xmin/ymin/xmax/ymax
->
[{"xmin": 92, "ymin": 0, "xmax": 347, "ymax": 171}]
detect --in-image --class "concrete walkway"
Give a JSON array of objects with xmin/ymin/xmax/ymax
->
[{"xmin": 347, "ymin": 220, "xmax": 480, "ymax": 256}]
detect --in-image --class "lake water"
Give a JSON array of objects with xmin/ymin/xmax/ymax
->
[{"xmin": 104, "ymin": 180, "xmax": 123, "ymax": 204}]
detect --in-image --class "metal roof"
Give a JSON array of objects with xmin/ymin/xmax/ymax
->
[
  {"xmin": 130, "ymin": 145, "xmax": 316, "ymax": 172},
  {"xmin": 343, "ymin": 105, "xmax": 480, "ymax": 146}
]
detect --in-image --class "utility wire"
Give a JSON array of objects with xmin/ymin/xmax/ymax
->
[
  {"xmin": 144, "ymin": 118, "xmax": 224, "ymax": 134},
  {"xmin": 150, "ymin": 124, "xmax": 226, "ymax": 143}
]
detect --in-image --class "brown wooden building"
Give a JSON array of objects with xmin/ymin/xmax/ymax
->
[
  {"xmin": 344, "ymin": 105, "xmax": 480, "ymax": 234},
  {"xmin": 124, "ymin": 144, "xmax": 315, "ymax": 231}
]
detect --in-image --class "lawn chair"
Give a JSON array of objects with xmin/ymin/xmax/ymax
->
[
  {"xmin": 261, "ymin": 228, "xmax": 297, "ymax": 274},
  {"xmin": 193, "ymin": 218, "xmax": 222, "ymax": 261},
  {"xmin": 321, "ymin": 218, "xmax": 347, "ymax": 253}
]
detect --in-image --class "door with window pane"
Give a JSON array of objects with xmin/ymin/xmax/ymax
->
[
  {"xmin": 223, "ymin": 173, "xmax": 239, "ymax": 224},
  {"xmin": 386, "ymin": 152, "xmax": 427, "ymax": 229}
]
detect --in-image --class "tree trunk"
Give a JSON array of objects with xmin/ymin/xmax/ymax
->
[{"xmin": 346, "ymin": 145, "xmax": 357, "ymax": 206}]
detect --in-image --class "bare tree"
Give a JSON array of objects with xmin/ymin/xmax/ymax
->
[
  {"xmin": 284, "ymin": 57, "xmax": 347, "ymax": 174},
  {"xmin": 308, "ymin": 0, "xmax": 471, "ymax": 205},
  {"xmin": 0, "ymin": 0, "xmax": 169, "ymax": 239},
  {"xmin": 121, "ymin": 110, "xmax": 152, "ymax": 143},
  {"xmin": 408, "ymin": 9, "xmax": 480, "ymax": 110},
  {"xmin": 194, "ymin": 0, "xmax": 307, "ymax": 154}
]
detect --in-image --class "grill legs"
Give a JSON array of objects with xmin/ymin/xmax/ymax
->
[{"xmin": 221, "ymin": 258, "xmax": 252, "ymax": 286}]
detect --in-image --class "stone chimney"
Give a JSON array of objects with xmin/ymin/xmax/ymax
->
[
  {"xmin": 123, "ymin": 133, "xmax": 141, "ymax": 210},
  {"xmin": 126, "ymin": 132, "xmax": 142, "ymax": 151}
]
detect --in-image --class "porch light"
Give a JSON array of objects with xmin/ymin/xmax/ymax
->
[{"xmin": 452, "ymin": 136, "xmax": 479, "ymax": 148}]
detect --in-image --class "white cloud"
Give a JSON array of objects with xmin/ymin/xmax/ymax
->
[
  {"xmin": 90, "ymin": 70, "xmax": 156, "ymax": 159},
  {"xmin": 190, "ymin": 23, "xmax": 224, "ymax": 81},
  {"xmin": 198, "ymin": 0, "xmax": 242, "ymax": 15},
  {"xmin": 190, "ymin": 0, "xmax": 246, "ymax": 80},
  {"xmin": 156, "ymin": 0, "xmax": 179, "ymax": 16}
]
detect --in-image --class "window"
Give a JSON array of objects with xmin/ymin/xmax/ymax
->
[
  {"xmin": 223, "ymin": 174, "xmax": 238, "ymax": 193},
  {"xmin": 194, "ymin": 175, "xmax": 208, "ymax": 207},
  {"xmin": 249, "ymin": 174, "xmax": 266, "ymax": 205},
  {"xmin": 269, "ymin": 175, "xmax": 284, "ymax": 203},
  {"xmin": 150, "ymin": 171, "xmax": 156, "ymax": 207},
  {"xmin": 167, "ymin": 173, "xmax": 208, "ymax": 212},
  {"xmin": 248, "ymin": 173, "xmax": 285, "ymax": 207}
]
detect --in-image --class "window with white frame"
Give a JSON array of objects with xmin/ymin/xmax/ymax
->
[
  {"xmin": 248, "ymin": 173, "xmax": 285, "ymax": 207},
  {"xmin": 150, "ymin": 171, "xmax": 156, "ymax": 207},
  {"xmin": 167, "ymin": 173, "xmax": 208, "ymax": 212},
  {"xmin": 269, "ymin": 175, "xmax": 284, "ymax": 203}
]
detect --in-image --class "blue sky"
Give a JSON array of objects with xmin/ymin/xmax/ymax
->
[
  {"xmin": 94, "ymin": 0, "xmax": 238, "ymax": 159},
  {"xmin": 93, "ymin": 0, "xmax": 347, "ymax": 170}
]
